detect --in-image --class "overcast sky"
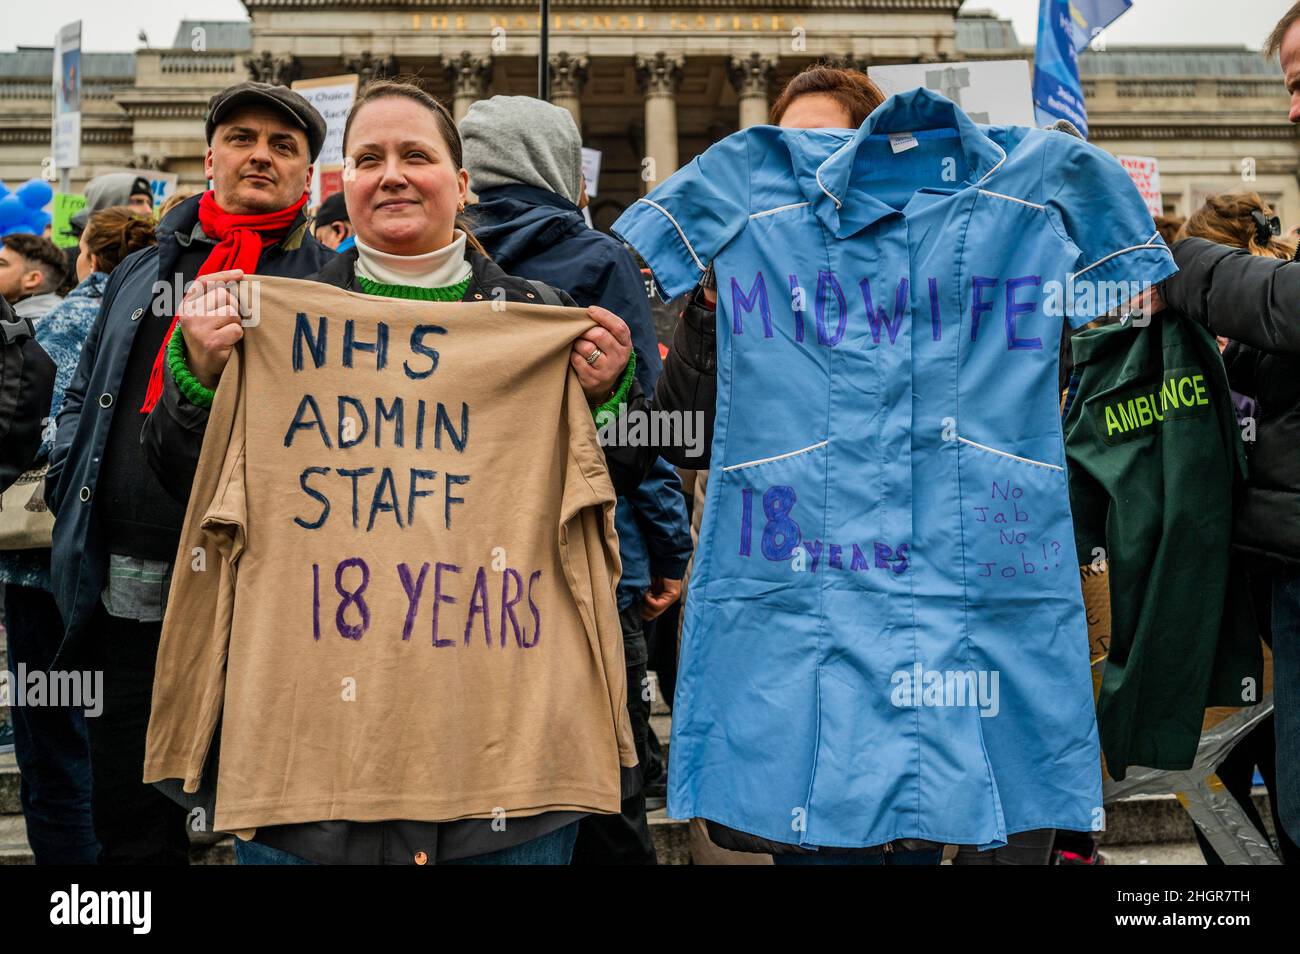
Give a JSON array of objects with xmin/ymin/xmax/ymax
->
[{"xmin": 2, "ymin": 0, "xmax": 1293, "ymax": 53}]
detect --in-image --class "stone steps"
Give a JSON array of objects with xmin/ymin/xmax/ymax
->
[{"xmin": 0, "ymin": 745, "xmax": 1272, "ymax": 865}]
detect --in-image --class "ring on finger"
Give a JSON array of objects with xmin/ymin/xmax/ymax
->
[{"xmin": 585, "ymin": 347, "xmax": 603, "ymax": 366}]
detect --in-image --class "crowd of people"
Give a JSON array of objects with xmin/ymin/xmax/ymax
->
[{"xmin": 1, "ymin": 1, "xmax": 1299, "ymax": 866}]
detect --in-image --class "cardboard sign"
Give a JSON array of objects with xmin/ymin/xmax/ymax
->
[
  {"xmin": 869, "ymin": 60, "xmax": 1036, "ymax": 127},
  {"xmin": 1117, "ymin": 155, "xmax": 1163, "ymax": 219}
]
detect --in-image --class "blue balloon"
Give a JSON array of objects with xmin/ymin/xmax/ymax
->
[
  {"xmin": 27, "ymin": 209, "xmax": 52, "ymax": 231},
  {"xmin": 17, "ymin": 178, "xmax": 53, "ymax": 209},
  {"xmin": 1, "ymin": 223, "xmax": 35, "ymax": 237},
  {"xmin": 0, "ymin": 181, "xmax": 9, "ymax": 199},
  {"xmin": 0, "ymin": 194, "xmax": 25, "ymax": 227}
]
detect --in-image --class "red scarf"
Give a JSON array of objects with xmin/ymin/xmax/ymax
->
[{"xmin": 140, "ymin": 189, "xmax": 309, "ymax": 413}]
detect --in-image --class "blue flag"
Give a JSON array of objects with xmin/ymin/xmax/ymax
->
[{"xmin": 1033, "ymin": 0, "xmax": 1133, "ymax": 136}]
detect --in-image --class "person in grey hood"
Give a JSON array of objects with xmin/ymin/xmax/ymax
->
[
  {"xmin": 461, "ymin": 95, "xmax": 694, "ymax": 865},
  {"xmin": 68, "ymin": 173, "xmax": 154, "ymax": 235},
  {"xmin": 56, "ymin": 173, "xmax": 155, "ymax": 286}
]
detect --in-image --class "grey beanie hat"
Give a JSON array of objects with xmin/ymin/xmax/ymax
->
[{"xmin": 459, "ymin": 95, "xmax": 583, "ymax": 205}]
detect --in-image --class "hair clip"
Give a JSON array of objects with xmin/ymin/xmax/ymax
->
[{"xmin": 1252, "ymin": 209, "xmax": 1281, "ymax": 245}]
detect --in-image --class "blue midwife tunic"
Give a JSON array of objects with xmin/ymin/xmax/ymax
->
[{"xmin": 612, "ymin": 88, "xmax": 1178, "ymax": 849}]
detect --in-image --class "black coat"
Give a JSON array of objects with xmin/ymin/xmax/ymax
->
[
  {"xmin": 47, "ymin": 195, "xmax": 333, "ymax": 659},
  {"xmin": 651, "ymin": 286, "xmax": 718, "ymax": 468},
  {"xmin": 0, "ymin": 298, "xmax": 54, "ymax": 491},
  {"xmin": 1162, "ymin": 237, "xmax": 1300, "ymax": 566},
  {"xmin": 142, "ymin": 244, "xmax": 656, "ymax": 503}
]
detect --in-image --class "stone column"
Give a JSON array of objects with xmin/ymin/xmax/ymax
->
[
  {"xmin": 549, "ymin": 53, "xmax": 589, "ymax": 133},
  {"xmin": 345, "ymin": 51, "xmax": 399, "ymax": 91},
  {"xmin": 728, "ymin": 53, "xmax": 777, "ymax": 129},
  {"xmin": 635, "ymin": 52, "xmax": 684, "ymax": 189},
  {"xmin": 244, "ymin": 51, "xmax": 300, "ymax": 86},
  {"xmin": 829, "ymin": 52, "xmax": 871, "ymax": 74},
  {"xmin": 443, "ymin": 52, "xmax": 493, "ymax": 124},
  {"xmin": 126, "ymin": 153, "xmax": 165, "ymax": 171}
]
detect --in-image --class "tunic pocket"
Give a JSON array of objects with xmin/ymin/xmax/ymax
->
[
  {"xmin": 955, "ymin": 434, "xmax": 1073, "ymax": 593},
  {"xmin": 706, "ymin": 438, "xmax": 831, "ymax": 593}
]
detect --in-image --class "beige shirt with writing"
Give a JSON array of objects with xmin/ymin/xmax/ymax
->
[{"xmin": 144, "ymin": 276, "xmax": 636, "ymax": 835}]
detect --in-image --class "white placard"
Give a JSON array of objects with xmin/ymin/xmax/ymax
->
[
  {"xmin": 868, "ymin": 60, "xmax": 1036, "ymax": 128},
  {"xmin": 1116, "ymin": 155, "xmax": 1163, "ymax": 219},
  {"xmin": 53, "ymin": 21, "xmax": 82, "ymax": 170},
  {"xmin": 581, "ymin": 147, "xmax": 602, "ymax": 199},
  {"xmin": 292, "ymin": 74, "xmax": 359, "ymax": 206}
]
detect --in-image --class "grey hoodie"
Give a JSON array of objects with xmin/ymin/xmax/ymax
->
[
  {"xmin": 459, "ymin": 96, "xmax": 584, "ymax": 205},
  {"xmin": 69, "ymin": 172, "xmax": 152, "ymax": 232},
  {"xmin": 13, "ymin": 291, "xmax": 64, "ymax": 321}
]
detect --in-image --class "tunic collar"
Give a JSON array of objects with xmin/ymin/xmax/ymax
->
[{"xmin": 800, "ymin": 87, "xmax": 1008, "ymax": 239}]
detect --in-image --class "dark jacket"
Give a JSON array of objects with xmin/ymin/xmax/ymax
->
[
  {"xmin": 1063, "ymin": 311, "xmax": 1260, "ymax": 776},
  {"xmin": 46, "ymin": 193, "xmax": 333, "ymax": 660},
  {"xmin": 652, "ymin": 286, "xmax": 718, "ymax": 469},
  {"xmin": 1161, "ymin": 237, "xmax": 1300, "ymax": 566},
  {"xmin": 469, "ymin": 185, "xmax": 655, "ymax": 388},
  {"xmin": 469, "ymin": 185, "xmax": 693, "ymax": 605},
  {"xmin": 0, "ymin": 297, "xmax": 54, "ymax": 492}
]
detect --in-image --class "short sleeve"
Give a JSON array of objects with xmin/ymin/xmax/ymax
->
[
  {"xmin": 611, "ymin": 132, "xmax": 752, "ymax": 301},
  {"xmin": 1046, "ymin": 137, "xmax": 1178, "ymax": 327}
]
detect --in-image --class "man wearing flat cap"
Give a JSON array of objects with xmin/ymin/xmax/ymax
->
[{"xmin": 46, "ymin": 81, "xmax": 333, "ymax": 864}]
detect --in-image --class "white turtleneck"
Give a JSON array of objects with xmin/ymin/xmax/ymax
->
[{"xmin": 354, "ymin": 229, "xmax": 474, "ymax": 289}]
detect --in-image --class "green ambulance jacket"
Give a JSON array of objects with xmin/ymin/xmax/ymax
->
[{"xmin": 1063, "ymin": 311, "xmax": 1261, "ymax": 778}]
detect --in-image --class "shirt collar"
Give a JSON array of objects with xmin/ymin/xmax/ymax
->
[{"xmin": 801, "ymin": 87, "xmax": 1007, "ymax": 238}]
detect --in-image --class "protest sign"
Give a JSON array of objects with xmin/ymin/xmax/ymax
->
[
  {"xmin": 1117, "ymin": 155, "xmax": 1163, "ymax": 219},
  {"xmin": 581, "ymin": 147, "xmax": 602, "ymax": 198},
  {"xmin": 51, "ymin": 192, "xmax": 86, "ymax": 247},
  {"xmin": 292, "ymin": 75, "xmax": 358, "ymax": 206},
  {"xmin": 53, "ymin": 21, "xmax": 81, "ymax": 171}
]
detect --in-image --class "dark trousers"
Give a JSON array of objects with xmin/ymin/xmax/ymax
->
[
  {"xmin": 953, "ymin": 828, "xmax": 1057, "ymax": 865},
  {"xmin": 3, "ymin": 584, "xmax": 99, "ymax": 864},
  {"xmin": 572, "ymin": 605, "xmax": 657, "ymax": 865},
  {"xmin": 82, "ymin": 604, "xmax": 190, "ymax": 864}
]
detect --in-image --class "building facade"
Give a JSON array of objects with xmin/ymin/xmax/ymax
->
[{"xmin": 1, "ymin": 3, "xmax": 1295, "ymax": 228}]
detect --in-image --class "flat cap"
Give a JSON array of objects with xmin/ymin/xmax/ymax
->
[{"xmin": 205, "ymin": 81, "xmax": 327, "ymax": 162}]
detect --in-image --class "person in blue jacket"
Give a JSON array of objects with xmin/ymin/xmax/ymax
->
[{"xmin": 461, "ymin": 94, "xmax": 694, "ymax": 864}]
